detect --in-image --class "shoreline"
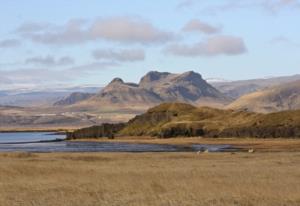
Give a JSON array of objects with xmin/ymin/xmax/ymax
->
[
  {"xmin": 69, "ymin": 136, "xmax": 300, "ymax": 152},
  {"xmin": 0, "ymin": 128, "xmax": 72, "ymax": 133}
]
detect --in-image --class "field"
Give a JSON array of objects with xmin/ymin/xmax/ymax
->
[{"xmin": 0, "ymin": 139, "xmax": 300, "ymax": 206}]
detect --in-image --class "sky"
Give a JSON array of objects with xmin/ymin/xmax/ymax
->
[{"xmin": 0, "ymin": 0, "xmax": 299, "ymax": 90}]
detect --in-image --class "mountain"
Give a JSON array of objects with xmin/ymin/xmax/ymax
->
[
  {"xmin": 0, "ymin": 92, "xmax": 70, "ymax": 107},
  {"xmin": 54, "ymin": 92, "xmax": 94, "ymax": 106},
  {"xmin": 80, "ymin": 71, "xmax": 230, "ymax": 109},
  {"xmin": 227, "ymin": 80, "xmax": 300, "ymax": 113},
  {"xmin": 68, "ymin": 102, "xmax": 300, "ymax": 139},
  {"xmin": 139, "ymin": 71, "xmax": 229, "ymax": 105},
  {"xmin": 88, "ymin": 78, "xmax": 162, "ymax": 106},
  {"xmin": 212, "ymin": 74, "xmax": 300, "ymax": 99}
]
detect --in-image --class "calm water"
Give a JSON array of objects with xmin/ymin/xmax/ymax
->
[
  {"xmin": 0, "ymin": 132, "xmax": 65, "ymax": 143},
  {"xmin": 0, "ymin": 132, "xmax": 234, "ymax": 153}
]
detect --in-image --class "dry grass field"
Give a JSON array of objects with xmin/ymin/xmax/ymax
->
[{"xmin": 0, "ymin": 149, "xmax": 300, "ymax": 206}]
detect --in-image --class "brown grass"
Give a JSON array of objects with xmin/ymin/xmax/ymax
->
[{"xmin": 0, "ymin": 151, "xmax": 300, "ymax": 206}]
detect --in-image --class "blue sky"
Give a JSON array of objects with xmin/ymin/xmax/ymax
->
[{"xmin": 0, "ymin": 0, "xmax": 299, "ymax": 89}]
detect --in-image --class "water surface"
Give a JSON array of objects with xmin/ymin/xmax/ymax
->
[
  {"xmin": 0, "ymin": 132, "xmax": 65, "ymax": 143},
  {"xmin": 0, "ymin": 132, "xmax": 234, "ymax": 153}
]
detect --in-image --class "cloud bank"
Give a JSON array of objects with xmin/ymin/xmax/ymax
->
[
  {"xmin": 182, "ymin": 19, "xmax": 221, "ymax": 34},
  {"xmin": 0, "ymin": 39, "xmax": 21, "ymax": 48},
  {"xmin": 17, "ymin": 17, "xmax": 174, "ymax": 45},
  {"xmin": 165, "ymin": 35, "xmax": 247, "ymax": 57},
  {"xmin": 25, "ymin": 55, "xmax": 75, "ymax": 66},
  {"xmin": 92, "ymin": 49, "xmax": 145, "ymax": 62}
]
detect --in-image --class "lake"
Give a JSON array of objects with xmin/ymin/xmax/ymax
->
[{"xmin": 0, "ymin": 132, "xmax": 235, "ymax": 153}]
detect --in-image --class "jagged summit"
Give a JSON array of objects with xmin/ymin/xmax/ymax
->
[
  {"xmin": 139, "ymin": 71, "xmax": 172, "ymax": 86},
  {"xmin": 109, "ymin": 78, "xmax": 124, "ymax": 84},
  {"xmin": 176, "ymin": 71, "xmax": 202, "ymax": 79}
]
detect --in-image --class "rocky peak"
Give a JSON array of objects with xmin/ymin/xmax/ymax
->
[
  {"xmin": 174, "ymin": 71, "xmax": 204, "ymax": 83},
  {"xmin": 110, "ymin": 78, "xmax": 124, "ymax": 85},
  {"xmin": 139, "ymin": 71, "xmax": 171, "ymax": 85}
]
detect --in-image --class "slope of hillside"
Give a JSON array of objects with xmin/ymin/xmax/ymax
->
[
  {"xmin": 212, "ymin": 74, "xmax": 300, "ymax": 99},
  {"xmin": 54, "ymin": 92, "xmax": 94, "ymax": 106},
  {"xmin": 68, "ymin": 102, "xmax": 300, "ymax": 139},
  {"xmin": 227, "ymin": 80, "xmax": 300, "ymax": 113}
]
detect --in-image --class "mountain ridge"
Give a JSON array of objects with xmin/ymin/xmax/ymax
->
[{"xmin": 76, "ymin": 70, "xmax": 230, "ymax": 108}]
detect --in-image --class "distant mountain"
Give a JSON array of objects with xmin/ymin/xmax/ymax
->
[
  {"xmin": 0, "ymin": 86, "xmax": 102, "ymax": 107},
  {"xmin": 54, "ymin": 92, "xmax": 94, "ymax": 106},
  {"xmin": 0, "ymin": 92, "xmax": 70, "ymax": 107},
  {"xmin": 68, "ymin": 102, "xmax": 300, "ymax": 139},
  {"xmin": 212, "ymin": 74, "xmax": 300, "ymax": 99},
  {"xmin": 227, "ymin": 80, "xmax": 300, "ymax": 113},
  {"xmin": 81, "ymin": 71, "xmax": 230, "ymax": 108}
]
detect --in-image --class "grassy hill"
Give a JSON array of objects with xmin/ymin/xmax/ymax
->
[{"xmin": 68, "ymin": 102, "xmax": 300, "ymax": 139}]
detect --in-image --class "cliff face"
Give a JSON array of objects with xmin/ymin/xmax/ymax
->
[{"xmin": 67, "ymin": 123, "xmax": 126, "ymax": 139}]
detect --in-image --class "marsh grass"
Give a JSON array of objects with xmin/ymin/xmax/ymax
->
[{"xmin": 0, "ymin": 152, "xmax": 299, "ymax": 206}]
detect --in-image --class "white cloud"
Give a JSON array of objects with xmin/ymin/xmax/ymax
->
[
  {"xmin": 182, "ymin": 19, "xmax": 221, "ymax": 34},
  {"xmin": 89, "ymin": 17, "xmax": 173, "ymax": 44},
  {"xmin": 19, "ymin": 19, "xmax": 88, "ymax": 45},
  {"xmin": 25, "ymin": 55, "xmax": 75, "ymax": 66},
  {"xmin": 0, "ymin": 61, "xmax": 118, "ymax": 89},
  {"xmin": 17, "ymin": 17, "xmax": 174, "ymax": 45},
  {"xmin": 165, "ymin": 35, "xmax": 247, "ymax": 57},
  {"xmin": 16, "ymin": 22, "xmax": 51, "ymax": 33},
  {"xmin": 92, "ymin": 49, "xmax": 145, "ymax": 62}
]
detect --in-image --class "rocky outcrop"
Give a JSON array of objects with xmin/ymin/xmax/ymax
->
[{"xmin": 66, "ymin": 123, "xmax": 126, "ymax": 139}]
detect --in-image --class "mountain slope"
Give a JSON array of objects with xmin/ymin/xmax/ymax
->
[
  {"xmin": 212, "ymin": 74, "xmax": 300, "ymax": 99},
  {"xmin": 227, "ymin": 80, "xmax": 300, "ymax": 113},
  {"xmin": 54, "ymin": 92, "xmax": 94, "ymax": 106}
]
